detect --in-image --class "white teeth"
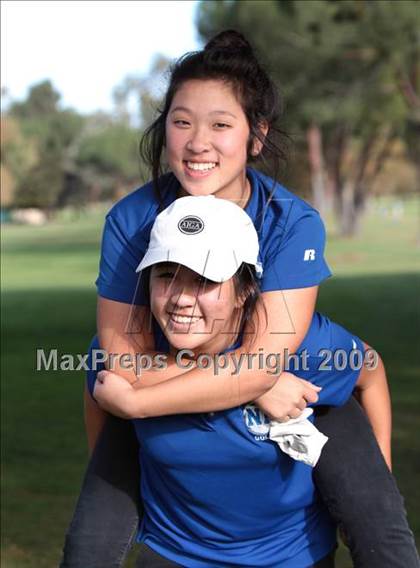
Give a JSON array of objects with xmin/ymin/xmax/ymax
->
[
  {"xmin": 186, "ymin": 162, "xmax": 217, "ymax": 171},
  {"xmin": 170, "ymin": 314, "xmax": 201, "ymax": 324}
]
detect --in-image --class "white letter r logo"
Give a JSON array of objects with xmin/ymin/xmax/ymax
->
[{"xmin": 303, "ymin": 249, "xmax": 316, "ymax": 261}]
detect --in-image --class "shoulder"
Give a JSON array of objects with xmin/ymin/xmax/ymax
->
[
  {"xmin": 106, "ymin": 173, "xmax": 177, "ymax": 237},
  {"xmin": 248, "ymin": 168, "xmax": 324, "ymax": 235},
  {"xmin": 106, "ymin": 180, "xmax": 157, "ymax": 235},
  {"xmin": 256, "ymin": 168, "xmax": 318, "ymax": 209}
]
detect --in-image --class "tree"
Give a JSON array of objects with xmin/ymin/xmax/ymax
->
[
  {"xmin": 112, "ymin": 54, "xmax": 171, "ymax": 128},
  {"xmin": 14, "ymin": 151, "xmax": 64, "ymax": 210},
  {"xmin": 0, "ymin": 115, "xmax": 38, "ymax": 207},
  {"xmin": 196, "ymin": 0, "xmax": 419, "ymax": 235},
  {"xmin": 8, "ymin": 80, "xmax": 85, "ymax": 209},
  {"xmin": 76, "ymin": 122, "xmax": 142, "ymax": 200},
  {"xmin": 10, "ymin": 80, "xmax": 60, "ymax": 118}
]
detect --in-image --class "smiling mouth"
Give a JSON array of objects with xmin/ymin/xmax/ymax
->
[
  {"xmin": 183, "ymin": 161, "xmax": 218, "ymax": 174},
  {"xmin": 168, "ymin": 312, "xmax": 203, "ymax": 325}
]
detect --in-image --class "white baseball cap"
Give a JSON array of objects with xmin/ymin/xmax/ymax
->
[{"xmin": 136, "ymin": 195, "xmax": 263, "ymax": 282}]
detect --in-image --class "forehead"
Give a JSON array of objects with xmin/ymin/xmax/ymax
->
[
  {"xmin": 152, "ymin": 262, "xmax": 233, "ymax": 288},
  {"xmin": 170, "ymin": 79, "xmax": 244, "ymax": 117},
  {"xmin": 153, "ymin": 262, "xmax": 197, "ymax": 276}
]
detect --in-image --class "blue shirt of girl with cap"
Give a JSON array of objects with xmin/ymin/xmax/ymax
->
[{"xmin": 88, "ymin": 194, "xmax": 368, "ymax": 568}]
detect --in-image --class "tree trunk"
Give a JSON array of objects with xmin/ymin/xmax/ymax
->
[
  {"xmin": 405, "ymin": 116, "xmax": 420, "ymax": 244},
  {"xmin": 338, "ymin": 181, "xmax": 369, "ymax": 236},
  {"xmin": 327, "ymin": 128, "xmax": 386, "ymax": 237},
  {"xmin": 306, "ymin": 123, "xmax": 328, "ymax": 216},
  {"xmin": 325, "ymin": 124, "xmax": 350, "ymax": 234}
]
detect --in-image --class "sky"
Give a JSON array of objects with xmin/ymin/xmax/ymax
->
[{"xmin": 1, "ymin": 0, "xmax": 200, "ymax": 114}]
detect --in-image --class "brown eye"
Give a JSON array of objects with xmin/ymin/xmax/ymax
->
[{"xmin": 174, "ymin": 120, "xmax": 190, "ymax": 127}]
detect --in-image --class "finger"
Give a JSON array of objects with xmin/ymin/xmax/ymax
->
[
  {"xmin": 296, "ymin": 399, "xmax": 307, "ymax": 411},
  {"xmin": 279, "ymin": 414, "xmax": 291, "ymax": 423},
  {"xmin": 300, "ymin": 379, "xmax": 322, "ymax": 391},
  {"xmin": 303, "ymin": 389, "xmax": 319, "ymax": 404},
  {"xmin": 288, "ymin": 408, "xmax": 303, "ymax": 419}
]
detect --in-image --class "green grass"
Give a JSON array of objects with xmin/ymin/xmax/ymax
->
[{"xmin": 1, "ymin": 198, "xmax": 419, "ymax": 567}]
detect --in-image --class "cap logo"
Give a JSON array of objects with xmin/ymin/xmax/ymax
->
[{"xmin": 178, "ymin": 215, "xmax": 204, "ymax": 235}]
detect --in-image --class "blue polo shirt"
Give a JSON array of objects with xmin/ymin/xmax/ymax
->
[
  {"xmin": 96, "ymin": 168, "xmax": 332, "ymax": 305},
  {"xmin": 87, "ymin": 315, "xmax": 364, "ymax": 567}
]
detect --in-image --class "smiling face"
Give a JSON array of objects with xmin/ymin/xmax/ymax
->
[
  {"xmin": 165, "ymin": 79, "xmax": 252, "ymax": 203},
  {"xmin": 150, "ymin": 262, "xmax": 243, "ymax": 356}
]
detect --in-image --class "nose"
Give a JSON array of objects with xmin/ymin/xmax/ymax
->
[
  {"xmin": 187, "ymin": 126, "xmax": 211, "ymax": 154},
  {"xmin": 169, "ymin": 282, "xmax": 197, "ymax": 310}
]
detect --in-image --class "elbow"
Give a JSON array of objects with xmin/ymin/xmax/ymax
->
[
  {"xmin": 355, "ymin": 346, "xmax": 387, "ymax": 392},
  {"xmin": 125, "ymin": 404, "xmax": 147, "ymax": 420}
]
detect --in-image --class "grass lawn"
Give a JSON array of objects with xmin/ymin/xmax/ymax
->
[{"xmin": 1, "ymin": 197, "xmax": 419, "ymax": 567}]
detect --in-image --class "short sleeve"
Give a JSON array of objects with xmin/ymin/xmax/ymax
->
[
  {"xmin": 95, "ymin": 214, "xmax": 149, "ymax": 305},
  {"xmin": 305, "ymin": 355, "xmax": 361, "ymax": 407},
  {"xmin": 260, "ymin": 212, "xmax": 332, "ymax": 291},
  {"xmin": 313, "ymin": 328, "xmax": 365, "ymax": 407},
  {"xmin": 289, "ymin": 353, "xmax": 360, "ymax": 408},
  {"xmin": 289, "ymin": 325, "xmax": 365, "ymax": 407}
]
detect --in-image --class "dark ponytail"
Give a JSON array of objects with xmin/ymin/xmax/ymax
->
[{"xmin": 139, "ymin": 29, "xmax": 288, "ymax": 206}]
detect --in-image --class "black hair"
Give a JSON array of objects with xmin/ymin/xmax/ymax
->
[
  {"xmin": 139, "ymin": 29, "xmax": 288, "ymax": 207},
  {"xmin": 232, "ymin": 263, "xmax": 267, "ymax": 346}
]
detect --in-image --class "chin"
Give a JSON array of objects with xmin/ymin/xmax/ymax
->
[
  {"xmin": 180, "ymin": 180, "xmax": 220, "ymax": 197},
  {"xmin": 170, "ymin": 337, "xmax": 205, "ymax": 353}
]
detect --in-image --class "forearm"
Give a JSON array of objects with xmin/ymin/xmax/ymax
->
[
  {"xmin": 127, "ymin": 359, "xmax": 277, "ymax": 418},
  {"xmin": 103, "ymin": 336, "xmax": 282, "ymax": 413},
  {"xmin": 356, "ymin": 356, "xmax": 392, "ymax": 469},
  {"xmin": 98, "ymin": 288, "xmax": 318, "ymax": 418},
  {"xmin": 95, "ymin": 336, "xmax": 278, "ymax": 418}
]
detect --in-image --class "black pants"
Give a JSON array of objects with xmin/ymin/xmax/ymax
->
[
  {"xmin": 60, "ymin": 398, "xmax": 419, "ymax": 568},
  {"xmin": 135, "ymin": 545, "xmax": 336, "ymax": 567}
]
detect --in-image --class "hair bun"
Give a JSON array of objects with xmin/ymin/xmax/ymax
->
[{"xmin": 204, "ymin": 30, "xmax": 254, "ymax": 55}]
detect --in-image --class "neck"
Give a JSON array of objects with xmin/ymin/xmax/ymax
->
[{"xmin": 177, "ymin": 172, "xmax": 251, "ymax": 209}]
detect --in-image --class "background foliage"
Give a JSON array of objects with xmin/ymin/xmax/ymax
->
[{"xmin": 1, "ymin": 0, "xmax": 419, "ymax": 234}]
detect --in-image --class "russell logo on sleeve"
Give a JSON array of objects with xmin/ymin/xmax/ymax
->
[{"xmin": 303, "ymin": 249, "xmax": 316, "ymax": 261}]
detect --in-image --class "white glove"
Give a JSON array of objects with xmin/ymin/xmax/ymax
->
[{"xmin": 269, "ymin": 408, "xmax": 329, "ymax": 467}]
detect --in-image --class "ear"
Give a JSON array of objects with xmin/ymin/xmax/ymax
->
[
  {"xmin": 251, "ymin": 121, "xmax": 269, "ymax": 156},
  {"xmin": 234, "ymin": 287, "xmax": 250, "ymax": 309}
]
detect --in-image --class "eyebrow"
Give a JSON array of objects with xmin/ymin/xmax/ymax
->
[
  {"xmin": 155, "ymin": 262, "xmax": 176, "ymax": 269},
  {"xmin": 170, "ymin": 106, "xmax": 237, "ymax": 119}
]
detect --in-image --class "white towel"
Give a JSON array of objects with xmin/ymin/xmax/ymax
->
[{"xmin": 269, "ymin": 408, "xmax": 328, "ymax": 467}]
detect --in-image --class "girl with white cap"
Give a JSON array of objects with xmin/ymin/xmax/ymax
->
[
  {"xmin": 61, "ymin": 29, "xmax": 419, "ymax": 568},
  {"xmin": 85, "ymin": 194, "xmax": 394, "ymax": 567}
]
